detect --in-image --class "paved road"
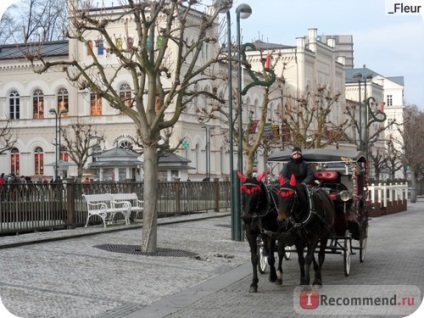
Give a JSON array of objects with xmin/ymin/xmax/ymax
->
[{"xmin": 0, "ymin": 202, "xmax": 423, "ymax": 317}]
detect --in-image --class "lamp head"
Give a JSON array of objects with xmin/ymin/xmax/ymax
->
[
  {"xmin": 49, "ymin": 108, "xmax": 57, "ymax": 115},
  {"xmin": 352, "ymin": 72, "xmax": 363, "ymax": 81},
  {"xmin": 236, "ymin": 3, "xmax": 252, "ymax": 19},
  {"xmin": 60, "ymin": 109, "xmax": 69, "ymax": 115}
]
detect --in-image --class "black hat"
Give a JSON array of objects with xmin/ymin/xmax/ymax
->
[{"xmin": 292, "ymin": 147, "xmax": 302, "ymax": 154}]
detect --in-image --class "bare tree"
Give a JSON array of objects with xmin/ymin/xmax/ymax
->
[
  {"xmin": 281, "ymin": 86, "xmax": 347, "ymax": 149},
  {"xmin": 397, "ymin": 106, "xmax": 424, "ymax": 202},
  {"xmin": 344, "ymin": 97, "xmax": 396, "ymax": 153},
  {"xmin": 0, "ymin": 11, "xmax": 16, "ymax": 44},
  {"xmin": 25, "ymin": 0, "xmax": 229, "ymax": 253},
  {"xmin": 368, "ymin": 148, "xmax": 388, "ymax": 182},
  {"xmin": 199, "ymin": 49, "xmax": 348, "ymax": 176},
  {"xmin": 385, "ymin": 137, "xmax": 404, "ymax": 179},
  {"xmin": 0, "ymin": 0, "xmax": 67, "ymax": 44},
  {"xmin": 61, "ymin": 117, "xmax": 104, "ymax": 178},
  {"xmin": 0, "ymin": 119, "xmax": 17, "ymax": 155}
]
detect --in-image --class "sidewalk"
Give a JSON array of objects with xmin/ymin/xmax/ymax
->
[
  {"xmin": 0, "ymin": 210, "xmax": 231, "ymax": 249},
  {"xmin": 0, "ymin": 210, "xmax": 252, "ymax": 318},
  {"xmin": 1, "ymin": 201, "xmax": 424, "ymax": 318}
]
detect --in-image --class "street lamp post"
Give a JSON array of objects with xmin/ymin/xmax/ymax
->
[
  {"xmin": 226, "ymin": 9, "xmax": 236, "ymax": 240},
  {"xmin": 352, "ymin": 72, "xmax": 386, "ymax": 160},
  {"xmin": 202, "ymin": 125, "xmax": 216, "ymax": 180},
  {"xmin": 353, "ymin": 72, "xmax": 372, "ymax": 153},
  {"xmin": 49, "ymin": 108, "xmax": 68, "ymax": 180},
  {"xmin": 233, "ymin": 3, "xmax": 252, "ymax": 241},
  {"xmin": 215, "ymin": 0, "xmax": 252, "ymax": 241},
  {"xmin": 236, "ymin": 4, "xmax": 252, "ymax": 176}
]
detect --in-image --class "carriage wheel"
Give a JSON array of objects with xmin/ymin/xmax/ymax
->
[
  {"xmin": 360, "ymin": 237, "xmax": 367, "ymax": 263},
  {"xmin": 258, "ymin": 245, "xmax": 268, "ymax": 274},
  {"xmin": 284, "ymin": 245, "xmax": 292, "ymax": 260},
  {"xmin": 343, "ymin": 232, "xmax": 352, "ymax": 276}
]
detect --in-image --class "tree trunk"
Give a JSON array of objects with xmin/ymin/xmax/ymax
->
[
  {"xmin": 78, "ymin": 165, "xmax": 84, "ymax": 178},
  {"xmin": 141, "ymin": 144, "xmax": 158, "ymax": 253},
  {"xmin": 245, "ymin": 151, "xmax": 255, "ymax": 177},
  {"xmin": 410, "ymin": 170, "xmax": 417, "ymax": 203}
]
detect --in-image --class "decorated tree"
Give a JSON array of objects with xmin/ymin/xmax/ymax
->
[
  {"xmin": 24, "ymin": 0, "xmax": 230, "ymax": 253},
  {"xmin": 281, "ymin": 85, "xmax": 347, "ymax": 149},
  {"xmin": 61, "ymin": 117, "xmax": 104, "ymax": 178}
]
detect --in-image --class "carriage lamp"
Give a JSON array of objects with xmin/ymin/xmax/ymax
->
[{"xmin": 340, "ymin": 190, "xmax": 353, "ymax": 202}]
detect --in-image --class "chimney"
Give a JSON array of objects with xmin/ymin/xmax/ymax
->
[
  {"xmin": 307, "ymin": 28, "xmax": 317, "ymax": 52},
  {"xmin": 296, "ymin": 37, "xmax": 305, "ymax": 50},
  {"xmin": 327, "ymin": 38, "xmax": 336, "ymax": 48}
]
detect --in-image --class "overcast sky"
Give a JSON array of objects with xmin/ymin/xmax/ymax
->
[{"xmin": 1, "ymin": 0, "xmax": 423, "ymax": 107}]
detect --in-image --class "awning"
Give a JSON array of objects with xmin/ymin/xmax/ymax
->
[{"xmin": 88, "ymin": 160, "xmax": 143, "ymax": 168}]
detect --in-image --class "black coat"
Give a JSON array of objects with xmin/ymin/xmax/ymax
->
[{"xmin": 280, "ymin": 159, "xmax": 314, "ymax": 184}]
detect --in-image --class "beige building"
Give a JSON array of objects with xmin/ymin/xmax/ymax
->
[{"xmin": 0, "ymin": 6, "xmax": 405, "ymax": 181}]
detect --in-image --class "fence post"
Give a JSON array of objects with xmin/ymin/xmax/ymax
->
[
  {"xmin": 214, "ymin": 178, "xmax": 219, "ymax": 212},
  {"xmin": 66, "ymin": 178, "xmax": 76, "ymax": 229},
  {"xmin": 175, "ymin": 179, "xmax": 181, "ymax": 213},
  {"xmin": 404, "ymin": 182, "xmax": 408, "ymax": 201},
  {"xmin": 369, "ymin": 183, "xmax": 375, "ymax": 203},
  {"xmin": 382, "ymin": 182, "xmax": 387, "ymax": 207},
  {"xmin": 388, "ymin": 183, "xmax": 393, "ymax": 203}
]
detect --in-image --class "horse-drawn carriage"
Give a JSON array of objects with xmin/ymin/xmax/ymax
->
[
  {"xmin": 237, "ymin": 149, "xmax": 370, "ymax": 292},
  {"xmin": 267, "ymin": 149, "xmax": 369, "ymax": 275}
]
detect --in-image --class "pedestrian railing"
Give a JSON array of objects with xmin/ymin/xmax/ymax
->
[
  {"xmin": 368, "ymin": 182, "xmax": 409, "ymax": 207},
  {"xmin": 0, "ymin": 179, "xmax": 230, "ymax": 235}
]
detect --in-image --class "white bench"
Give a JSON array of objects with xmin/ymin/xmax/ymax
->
[
  {"xmin": 111, "ymin": 193, "xmax": 144, "ymax": 220},
  {"xmin": 83, "ymin": 193, "xmax": 131, "ymax": 228}
]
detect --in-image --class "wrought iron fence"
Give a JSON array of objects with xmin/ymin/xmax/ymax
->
[{"xmin": 0, "ymin": 180, "xmax": 230, "ymax": 235}]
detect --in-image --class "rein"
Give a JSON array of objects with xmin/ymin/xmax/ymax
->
[
  {"xmin": 281, "ymin": 185, "xmax": 325, "ymax": 230},
  {"xmin": 241, "ymin": 182, "xmax": 278, "ymax": 224}
]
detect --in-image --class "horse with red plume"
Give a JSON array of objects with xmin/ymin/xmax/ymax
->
[
  {"xmin": 277, "ymin": 174, "xmax": 335, "ymax": 286},
  {"xmin": 237, "ymin": 170, "xmax": 285, "ymax": 293}
]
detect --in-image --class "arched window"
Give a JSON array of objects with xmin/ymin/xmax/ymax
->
[
  {"xmin": 57, "ymin": 88, "xmax": 69, "ymax": 117},
  {"xmin": 90, "ymin": 93, "xmax": 102, "ymax": 116},
  {"xmin": 9, "ymin": 90, "xmax": 20, "ymax": 119},
  {"xmin": 34, "ymin": 147, "xmax": 44, "ymax": 176},
  {"xmin": 119, "ymin": 83, "xmax": 132, "ymax": 110},
  {"xmin": 11, "ymin": 148, "xmax": 20, "ymax": 175},
  {"xmin": 33, "ymin": 89, "xmax": 44, "ymax": 119},
  {"xmin": 60, "ymin": 145, "xmax": 68, "ymax": 161}
]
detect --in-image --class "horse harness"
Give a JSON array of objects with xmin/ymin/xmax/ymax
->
[
  {"xmin": 279, "ymin": 185, "xmax": 329, "ymax": 232},
  {"xmin": 242, "ymin": 182, "xmax": 279, "ymax": 234}
]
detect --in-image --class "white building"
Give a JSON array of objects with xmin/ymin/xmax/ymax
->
[
  {"xmin": 0, "ymin": 5, "xmax": 406, "ymax": 181},
  {"xmin": 345, "ymin": 67, "xmax": 405, "ymax": 179}
]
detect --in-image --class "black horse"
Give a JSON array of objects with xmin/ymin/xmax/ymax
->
[
  {"xmin": 277, "ymin": 174, "xmax": 335, "ymax": 286},
  {"xmin": 237, "ymin": 171, "xmax": 285, "ymax": 293}
]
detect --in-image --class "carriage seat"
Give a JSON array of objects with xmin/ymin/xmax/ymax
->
[{"xmin": 314, "ymin": 170, "xmax": 343, "ymax": 200}]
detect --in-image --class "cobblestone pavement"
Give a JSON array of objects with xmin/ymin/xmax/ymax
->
[{"xmin": 1, "ymin": 202, "xmax": 424, "ymax": 318}]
